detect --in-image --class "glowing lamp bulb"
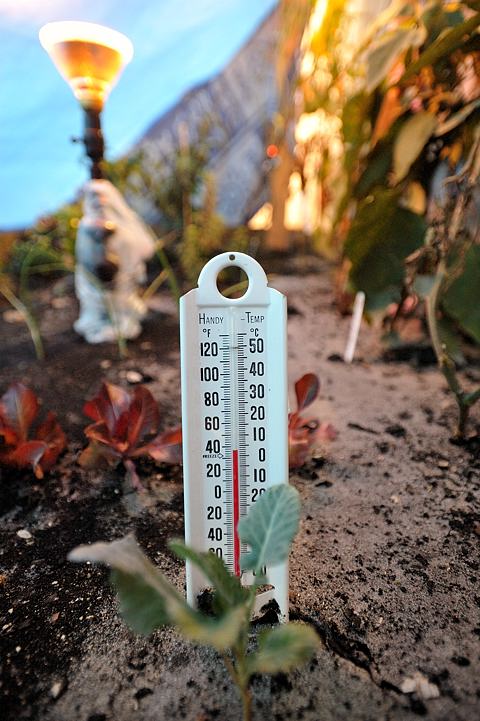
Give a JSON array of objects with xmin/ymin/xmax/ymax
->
[{"xmin": 39, "ymin": 21, "xmax": 133, "ymax": 111}]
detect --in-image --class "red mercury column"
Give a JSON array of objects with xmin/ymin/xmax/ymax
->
[{"xmin": 232, "ymin": 449, "xmax": 240, "ymax": 576}]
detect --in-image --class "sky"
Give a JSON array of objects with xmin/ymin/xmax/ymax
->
[{"xmin": 0, "ymin": 0, "xmax": 277, "ymax": 229}]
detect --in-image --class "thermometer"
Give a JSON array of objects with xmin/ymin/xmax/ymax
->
[{"xmin": 180, "ymin": 252, "xmax": 289, "ymax": 619}]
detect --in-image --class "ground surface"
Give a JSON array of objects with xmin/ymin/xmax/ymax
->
[{"xmin": 1, "ymin": 260, "xmax": 479, "ymax": 721}]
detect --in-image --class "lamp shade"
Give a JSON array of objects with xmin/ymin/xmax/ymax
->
[{"xmin": 39, "ymin": 21, "xmax": 133, "ymax": 110}]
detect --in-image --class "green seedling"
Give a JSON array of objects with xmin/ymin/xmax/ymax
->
[{"xmin": 69, "ymin": 484, "xmax": 318, "ymax": 721}]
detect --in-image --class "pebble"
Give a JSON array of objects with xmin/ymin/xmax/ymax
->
[
  {"xmin": 438, "ymin": 460, "xmax": 449, "ymax": 469},
  {"xmin": 125, "ymin": 370, "xmax": 143, "ymax": 384},
  {"xmin": 50, "ymin": 297, "xmax": 70, "ymax": 309},
  {"xmin": 17, "ymin": 529, "xmax": 32, "ymax": 540},
  {"xmin": 3, "ymin": 309, "xmax": 24, "ymax": 324},
  {"xmin": 100, "ymin": 359, "xmax": 111, "ymax": 369},
  {"xmin": 50, "ymin": 680, "xmax": 64, "ymax": 699},
  {"xmin": 401, "ymin": 672, "xmax": 440, "ymax": 700}
]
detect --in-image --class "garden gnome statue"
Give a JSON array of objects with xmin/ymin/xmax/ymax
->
[{"xmin": 74, "ymin": 179, "xmax": 155, "ymax": 343}]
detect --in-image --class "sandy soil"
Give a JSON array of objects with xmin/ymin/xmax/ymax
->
[{"xmin": 1, "ymin": 262, "xmax": 479, "ymax": 721}]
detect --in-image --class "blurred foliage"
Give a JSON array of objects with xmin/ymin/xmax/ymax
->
[
  {"xmin": 105, "ymin": 120, "xmax": 252, "ymax": 286},
  {"xmin": 300, "ymin": 0, "xmax": 480, "ymax": 310},
  {"xmin": 103, "ymin": 121, "xmax": 212, "ymax": 235},
  {"xmin": 300, "ymin": 0, "xmax": 480, "ymax": 319},
  {"xmin": 405, "ymin": 137, "xmax": 480, "ymax": 437},
  {"xmin": 299, "ymin": 0, "xmax": 480, "ymax": 435},
  {"xmin": 345, "ymin": 2, "xmax": 480, "ymax": 319},
  {"xmin": 443, "ymin": 244, "xmax": 480, "ymax": 342},
  {"xmin": 0, "ymin": 203, "xmax": 80, "ymax": 360},
  {"xmin": 344, "ymin": 187, "xmax": 427, "ymax": 309},
  {"xmin": 7, "ymin": 203, "xmax": 79, "ymax": 279},
  {"xmin": 181, "ymin": 174, "xmax": 250, "ymax": 285}
]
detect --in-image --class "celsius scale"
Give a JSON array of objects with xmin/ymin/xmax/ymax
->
[{"xmin": 180, "ymin": 252, "xmax": 289, "ymax": 619}]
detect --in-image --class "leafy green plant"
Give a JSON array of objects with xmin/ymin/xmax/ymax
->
[
  {"xmin": 1, "ymin": 206, "xmax": 78, "ymax": 360},
  {"xmin": 298, "ymin": 0, "xmax": 480, "ymax": 437},
  {"xmin": 0, "ymin": 382, "xmax": 66, "ymax": 478},
  {"xmin": 79, "ymin": 382, "xmax": 182, "ymax": 490},
  {"xmin": 299, "ymin": 0, "xmax": 480, "ymax": 303},
  {"xmin": 346, "ymin": 1, "xmax": 480, "ymax": 437},
  {"xmin": 405, "ymin": 143, "xmax": 480, "ymax": 438},
  {"xmin": 104, "ymin": 121, "xmax": 212, "ymax": 237},
  {"xmin": 181, "ymin": 175, "xmax": 251, "ymax": 286},
  {"xmin": 343, "ymin": 2, "xmax": 480, "ymax": 308},
  {"xmin": 0, "ymin": 277, "xmax": 45, "ymax": 361},
  {"xmin": 69, "ymin": 484, "xmax": 318, "ymax": 721},
  {"xmin": 8, "ymin": 205, "xmax": 80, "ymax": 278}
]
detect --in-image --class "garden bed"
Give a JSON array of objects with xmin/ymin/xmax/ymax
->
[{"xmin": 1, "ymin": 262, "xmax": 479, "ymax": 721}]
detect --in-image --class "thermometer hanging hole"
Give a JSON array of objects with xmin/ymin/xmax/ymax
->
[{"xmin": 216, "ymin": 266, "xmax": 249, "ymax": 299}]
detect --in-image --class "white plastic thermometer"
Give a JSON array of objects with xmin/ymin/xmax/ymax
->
[{"xmin": 180, "ymin": 252, "xmax": 289, "ymax": 619}]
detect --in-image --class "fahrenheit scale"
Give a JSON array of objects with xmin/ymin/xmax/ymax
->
[{"xmin": 180, "ymin": 252, "xmax": 289, "ymax": 619}]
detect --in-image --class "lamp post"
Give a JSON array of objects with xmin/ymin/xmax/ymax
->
[
  {"xmin": 39, "ymin": 20, "xmax": 133, "ymax": 179},
  {"xmin": 38, "ymin": 22, "xmax": 155, "ymax": 345}
]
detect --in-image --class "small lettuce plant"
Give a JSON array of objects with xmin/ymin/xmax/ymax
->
[
  {"xmin": 79, "ymin": 382, "xmax": 182, "ymax": 490},
  {"xmin": 0, "ymin": 382, "xmax": 66, "ymax": 478},
  {"xmin": 289, "ymin": 373, "xmax": 336, "ymax": 468},
  {"xmin": 69, "ymin": 485, "xmax": 318, "ymax": 721}
]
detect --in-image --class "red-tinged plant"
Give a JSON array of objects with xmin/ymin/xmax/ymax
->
[
  {"xmin": 80, "ymin": 382, "xmax": 182, "ymax": 491},
  {"xmin": 289, "ymin": 373, "xmax": 336, "ymax": 469},
  {"xmin": 0, "ymin": 382, "xmax": 66, "ymax": 478}
]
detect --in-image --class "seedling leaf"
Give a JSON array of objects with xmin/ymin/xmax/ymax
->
[
  {"xmin": 69, "ymin": 535, "xmax": 245, "ymax": 650},
  {"xmin": 392, "ymin": 111, "xmax": 437, "ymax": 183},
  {"xmin": 3, "ymin": 440, "xmax": 47, "ymax": 479},
  {"xmin": 83, "ymin": 382, "xmax": 131, "ymax": 432},
  {"xmin": 81, "ymin": 382, "xmax": 181, "ymax": 488},
  {"xmin": 294, "ymin": 373, "xmax": 319, "ymax": 411},
  {"xmin": 126, "ymin": 386, "xmax": 160, "ymax": 447},
  {"xmin": 35, "ymin": 411, "xmax": 67, "ymax": 472},
  {"xmin": 0, "ymin": 382, "xmax": 38, "ymax": 441},
  {"xmin": 288, "ymin": 373, "xmax": 335, "ymax": 468},
  {"xmin": 247, "ymin": 623, "xmax": 318, "ymax": 675},
  {"xmin": 138, "ymin": 426, "xmax": 183, "ymax": 464},
  {"xmin": 170, "ymin": 541, "xmax": 248, "ymax": 611},
  {"xmin": 239, "ymin": 485, "xmax": 300, "ymax": 574},
  {"xmin": 111, "ymin": 567, "xmax": 170, "ymax": 634},
  {"xmin": 173, "ymin": 602, "xmax": 246, "ymax": 651}
]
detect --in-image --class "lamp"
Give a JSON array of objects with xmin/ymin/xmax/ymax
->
[{"xmin": 39, "ymin": 21, "xmax": 133, "ymax": 178}]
